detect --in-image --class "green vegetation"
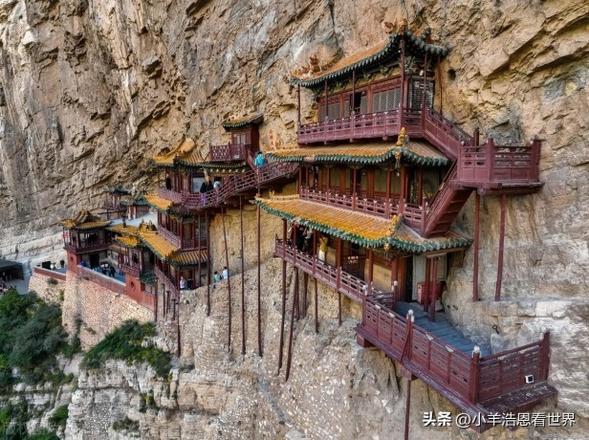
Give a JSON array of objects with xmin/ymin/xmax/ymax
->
[
  {"xmin": 83, "ymin": 321, "xmax": 171, "ymax": 377},
  {"xmin": 29, "ymin": 429, "xmax": 60, "ymax": 440},
  {"xmin": 0, "ymin": 400, "xmax": 30, "ymax": 439},
  {"xmin": 48, "ymin": 405, "xmax": 68, "ymax": 430},
  {"xmin": 0, "ymin": 289, "xmax": 73, "ymax": 387},
  {"xmin": 112, "ymin": 416, "xmax": 140, "ymax": 432}
]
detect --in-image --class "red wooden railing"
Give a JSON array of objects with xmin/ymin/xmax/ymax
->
[
  {"xmin": 156, "ymin": 161, "xmax": 298, "ymax": 211},
  {"xmin": 208, "ymin": 143, "xmax": 250, "ymax": 162},
  {"xmin": 157, "ymin": 187, "xmax": 184, "ymax": 203},
  {"xmin": 65, "ymin": 242, "xmax": 111, "ymax": 254},
  {"xmin": 274, "ymin": 239, "xmax": 389, "ymax": 302},
  {"xmin": 154, "ymin": 265, "xmax": 179, "ymax": 298},
  {"xmin": 360, "ymin": 295, "xmax": 551, "ymax": 406},
  {"xmin": 300, "ymin": 188, "xmax": 400, "ymax": 219},
  {"xmin": 458, "ymin": 139, "xmax": 541, "ymax": 185},
  {"xmin": 120, "ymin": 263, "xmax": 141, "ymax": 278},
  {"xmin": 158, "ymin": 227, "xmax": 182, "ymax": 248}
]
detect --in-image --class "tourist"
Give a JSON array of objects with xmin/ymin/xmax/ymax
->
[
  {"xmin": 109, "ymin": 266, "xmax": 116, "ymax": 277},
  {"xmin": 254, "ymin": 151, "xmax": 267, "ymax": 168},
  {"xmin": 200, "ymin": 174, "xmax": 214, "ymax": 193},
  {"xmin": 318, "ymin": 236, "xmax": 328, "ymax": 262},
  {"xmin": 213, "ymin": 179, "xmax": 222, "ymax": 190},
  {"xmin": 222, "ymin": 266, "xmax": 229, "ymax": 280},
  {"xmin": 179, "ymin": 276, "xmax": 187, "ymax": 290},
  {"xmin": 213, "ymin": 271, "xmax": 221, "ymax": 285},
  {"xmin": 50, "ymin": 262, "xmax": 56, "ymax": 271}
]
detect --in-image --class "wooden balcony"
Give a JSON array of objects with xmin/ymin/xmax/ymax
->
[
  {"xmin": 158, "ymin": 226, "xmax": 182, "ymax": 249},
  {"xmin": 120, "ymin": 263, "xmax": 141, "ymax": 278},
  {"xmin": 458, "ymin": 139, "xmax": 542, "ymax": 191},
  {"xmin": 274, "ymin": 239, "xmax": 389, "ymax": 303},
  {"xmin": 65, "ymin": 241, "xmax": 111, "ymax": 254},
  {"xmin": 78, "ymin": 266, "xmax": 125, "ymax": 295},
  {"xmin": 208, "ymin": 143, "xmax": 249, "ymax": 162},
  {"xmin": 297, "ymin": 107, "xmax": 472, "ymax": 160},
  {"xmin": 154, "ymin": 161, "xmax": 298, "ymax": 212},
  {"xmin": 300, "ymin": 188, "xmax": 401, "ymax": 219},
  {"xmin": 358, "ymin": 295, "xmax": 556, "ymax": 430}
]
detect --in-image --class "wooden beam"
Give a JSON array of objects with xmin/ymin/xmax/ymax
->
[
  {"xmin": 302, "ymin": 272, "xmax": 308, "ymax": 318},
  {"xmin": 257, "ymin": 196, "xmax": 263, "ymax": 357},
  {"xmin": 336, "ymin": 238, "xmax": 342, "ymax": 326},
  {"xmin": 297, "ymin": 84, "xmax": 301, "ymax": 126},
  {"xmin": 495, "ymin": 194, "xmax": 507, "ymax": 301},
  {"xmin": 176, "ymin": 298, "xmax": 181, "ymax": 357},
  {"xmin": 314, "ymin": 278, "xmax": 319, "ymax": 333},
  {"xmin": 285, "ymin": 267, "xmax": 299, "ymax": 382},
  {"xmin": 240, "ymin": 197, "xmax": 246, "ymax": 355},
  {"xmin": 222, "ymin": 207, "xmax": 232, "ymax": 352},
  {"xmin": 206, "ymin": 211, "xmax": 211, "ymax": 316},
  {"xmin": 403, "ymin": 378, "xmax": 412, "ymax": 440},
  {"xmin": 278, "ymin": 219, "xmax": 287, "ymax": 373},
  {"xmin": 473, "ymin": 193, "xmax": 480, "ymax": 301}
]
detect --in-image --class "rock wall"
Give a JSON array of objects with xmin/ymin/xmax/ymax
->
[
  {"xmin": 62, "ymin": 270, "xmax": 153, "ymax": 348},
  {"xmin": 66, "ymin": 260, "xmax": 589, "ymax": 439},
  {"xmin": 28, "ymin": 270, "xmax": 66, "ymax": 303}
]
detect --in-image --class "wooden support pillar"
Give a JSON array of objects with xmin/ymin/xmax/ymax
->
[
  {"xmin": 324, "ymin": 80, "xmax": 328, "ymax": 122},
  {"xmin": 351, "ymin": 68, "xmax": 356, "ymax": 115},
  {"xmin": 399, "ymin": 37, "xmax": 406, "ymax": 126},
  {"xmin": 206, "ymin": 211, "xmax": 211, "ymax": 316},
  {"xmin": 176, "ymin": 298, "xmax": 181, "ymax": 357},
  {"xmin": 278, "ymin": 219, "xmax": 287, "ymax": 373},
  {"xmin": 294, "ymin": 268, "xmax": 300, "ymax": 320},
  {"xmin": 257, "ymin": 196, "xmax": 263, "ymax": 357},
  {"xmin": 367, "ymin": 249, "xmax": 374, "ymax": 296},
  {"xmin": 495, "ymin": 194, "xmax": 507, "ymax": 301},
  {"xmin": 423, "ymin": 258, "xmax": 431, "ymax": 313},
  {"xmin": 297, "ymin": 84, "xmax": 301, "ymax": 126},
  {"xmin": 154, "ymin": 282, "xmax": 159, "ymax": 322},
  {"xmin": 429, "ymin": 257, "xmax": 438, "ymax": 321},
  {"xmin": 285, "ymin": 266, "xmax": 299, "ymax": 382},
  {"xmin": 403, "ymin": 378, "xmax": 412, "ymax": 440},
  {"xmin": 239, "ymin": 197, "xmax": 246, "ymax": 355},
  {"xmin": 302, "ymin": 272, "xmax": 308, "ymax": 318},
  {"xmin": 473, "ymin": 192, "xmax": 480, "ymax": 301},
  {"xmin": 314, "ymin": 278, "xmax": 319, "ymax": 333},
  {"xmin": 336, "ymin": 238, "xmax": 343, "ymax": 326},
  {"xmin": 222, "ymin": 207, "xmax": 232, "ymax": 352}
]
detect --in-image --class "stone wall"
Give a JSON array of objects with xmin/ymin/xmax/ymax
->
[
  {"xmin": 28, "ymin": 270, "xmax": 66, "ymax": 304},
  {"xmin": 62, "ymin": 270, "xmax": 153, "ymax": 349},
  {"xmin": 64, "ymin": 259, "xmax": 589, "ymax": 439}
]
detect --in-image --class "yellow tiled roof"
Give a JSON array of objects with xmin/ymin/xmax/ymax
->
[
  {"xmin": 267, "ymin": 141, "xmax": 448, "ymax": 166},
  {"xmin": 257, "ymin": 196, "xmax": 393, "ymax": 242},
  {"xmin": 107, "ymin": 224, "xmax": 139, "ymax": 235},
  {"xmin": 145, "ymin": 194, "xmax": 174, "ymax": 212},
  {"xmin": 115, "ymin": 235, "xmax": 141, "ymax": 248},
  {"xmin": 138, "ymin": 228, "xmax": 208, "ymax": 265},
  {"xmin": 256, "ymin": 195, "xmax": 471, "ymax": 252},
  {"xmin": 153, "ymin": 138, "xmax": 198, "ymax": 166},
  {"xmin": 60, "ymin": 210, "xmax": 111, "ymax": 230},
  {"xmin": 292, "ymin": 40, "xmax": 388, "ymax": 82},
  {"xmin": 169, "ymin": 250, "xmax": 208, "ymax": 265}
]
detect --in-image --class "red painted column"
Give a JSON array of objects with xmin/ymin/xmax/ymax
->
[
  {"xmin": 473, "ymin": 192, "xmax": 480, "ymax": 301},
  {"xmin": 222, "ymin": 207, "xmax": 232, "ymax": 352},
  {"xmin": 278, "ymin": 219, "xmax": 287, "ymax": 372},
  {"xmin": 495, "ymin": 194, "xmax": 507, "ymax": 301}
]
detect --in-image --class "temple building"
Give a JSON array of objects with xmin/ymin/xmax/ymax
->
[{"xmin": 257, "ymin": 28, "xmax": 552, "ymax": 433}]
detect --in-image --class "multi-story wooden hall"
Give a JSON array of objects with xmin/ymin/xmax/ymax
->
[{"xmin": 257, "ymin": 27, "xmax": 554, "ymax": 434}]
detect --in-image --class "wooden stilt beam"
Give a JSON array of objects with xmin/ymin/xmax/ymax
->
[
  {"xmin": 404, "ymin": 378, "xmax": 412, "ymax": 440},
  {"xmin": 473, "ymin": 192, "xmax": 480, "ymax": 302},
  {"xmin": 257, "ymin": 195, "xmax": 263, "ymax": 357},
  {"xmin": 154, "ymin": 282, "xmax": 158, "ymax": 322},
  {"xmin": 302, "ymin": 272, "xmax": 308, "ymax": 318},
  {"xmin": 336, "ymin": 238, "xmax": 342, "ymax": 326},
  {"xmin": 240, "ymin": 197, "xmax": 246, "ymax": 355},
  {"xmin": 314, "ymin": 278, "xmax": 319, "ymax": 333},
  {"xmin": 294, "ymin": 268, "xmax": 300, "ymax": 320},
  {"xmin": 222, "ymin": 207, "xmax": 232, "ymax": 352},
  {"xmin": 176, "ymin": 298, "xmax": 181, "ymax": 357},
  {"xmin": 429, "ymin": 257, "xmax": 438, "ymax": 321},
  {"xmin": 206, "ymin": 211, "xmax": 211, "ymax": 316},
  {"xmin": 495, "ymin": 194, "xmax": 507, "ymax": 301},
  {"xmin": 285, "ymin": 266, "xmax": 299, "ymax": 382},
  {"xmin": 278, "ymin": 219, "xmax": 287, "ymax": 373}
]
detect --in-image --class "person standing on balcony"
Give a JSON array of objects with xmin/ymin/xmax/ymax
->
[
  {"xmin": 200, "ymin": 173, "xmax": 214, "ymax": 193},
  {"xmin": 222, "ymin": 266, "xmax": 229, "ymax": 280},
  {"xmin": 179, "ymin": 276, "xmax": 187, "ymax": 290},
  {"xmin": 318, "ymin": 236, "xmax": 328, "ymax": 262},
  {"xmin": 254, "ymin": 151, "xmax": 267, "ymax": 168}
]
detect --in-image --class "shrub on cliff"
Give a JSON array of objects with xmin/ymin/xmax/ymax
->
[
  {"xmin": 0, "ymin": 289, "xmax": 68, "ymax": 386},
  {"xmin": 82, "ymin": 321, "xmax": 171, "ymax": 377}
]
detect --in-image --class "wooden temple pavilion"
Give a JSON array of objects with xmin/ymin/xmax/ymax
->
[
  {"xmin": 146, "ymin": 124, "xmax": 298, "ymax": 353},
  {"xmin": 257, "ymin": 27, "xmax": 554, "ymax": 434},
  {"xmin": 61, "ymin": 210, "xmax": 113, "ymax": 270}
]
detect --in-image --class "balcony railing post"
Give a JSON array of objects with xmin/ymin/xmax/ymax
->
[
  {"xmin": 486, "ymin": 137, "xmax": 495, "ymax": 182},
  {"xmin": 469, "ymin": 345, "xmax": 481, "ymax": 403},
  {"xmin": 540, "ymin": 331, "xmax": 550, "ymax": 380},
  {"xmin": 404, "ymin": 310, "xmax": 414, "ymax": 361}
]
